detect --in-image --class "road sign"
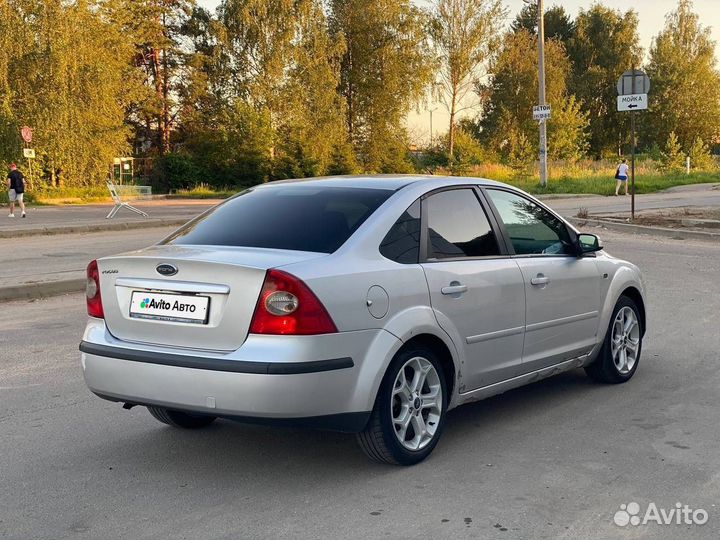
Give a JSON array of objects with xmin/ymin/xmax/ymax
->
[
  {"xmin": 23, "ymin": 148, "xmax": 35, "ymax": 159},
  {"xmin": 533, "ymin": 105, "xmax": 551, "ymax": 120},
  {"xmin": 617, "ymin": 69, "xmax": 650, "ymax": 96},
  {"xmin": 21, "ymin": 126, "xmax": 33, "ymax": 143},
  {"xmin": 617, "ymin": 94, "xmax": 648, "ymax": 112}
]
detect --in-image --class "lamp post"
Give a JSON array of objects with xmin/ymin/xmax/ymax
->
[{"xmin": 524, "ymin": 0, "xmax": 548, "ymax": 187}]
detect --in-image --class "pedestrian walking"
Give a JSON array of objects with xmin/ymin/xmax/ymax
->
[
  {"xmin": 6, "ymin": 163, "xmax": 26, "ymax": 217},
  {"xmin": 614, "ymin": 159, "xmax": 629, "ymax": 196}
]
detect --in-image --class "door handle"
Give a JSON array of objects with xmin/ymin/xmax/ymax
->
[
  {"xmin": 530, "ymin": 274, "xmax": 550, "ymax": 286},
  {"xmin": 441, "ymin": 283, "xmax": 468, "ymax": 295}
]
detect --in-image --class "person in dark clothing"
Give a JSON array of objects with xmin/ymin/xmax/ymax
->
[{"xmin": 7, "ymin": 163, "xmax": 26, "ymax": 218}]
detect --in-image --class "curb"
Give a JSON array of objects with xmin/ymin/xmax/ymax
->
[
  {"xmin": 0, "ymin": 278, "xmax": 86, "ymax": 303},
  {"xmin": 0, "ymin": 218, "xmax": 188, "ymax": 239},
  {"xmin": 568, "ymin": 217, "xmax": 720, "ymax": 241}
]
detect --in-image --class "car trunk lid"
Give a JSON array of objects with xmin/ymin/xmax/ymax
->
[{"xmin": 97, "ymin": 245, "xmax": 326, "ymax": 351}]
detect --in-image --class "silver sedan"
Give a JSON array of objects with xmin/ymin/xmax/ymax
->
[{"xmin": 80, "ymin": 176, "xmax": 646, "ymax": 465}]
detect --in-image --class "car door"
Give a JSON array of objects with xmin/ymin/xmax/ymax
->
[
  {"xmin": 484, "ymin": 188, "xmax": 602, "ymax": 373},
  {"xmin": 420, "ymin": 187, "xmax": 526, "ymax": 391}
]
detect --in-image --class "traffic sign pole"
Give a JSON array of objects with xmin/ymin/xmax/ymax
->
[
  {"xmin": 631, "ymin": 110, "xmax": 636, "ymax": 219},
  {"xmin": 631, "ymin": 68, "xmax": 636, "ymax": 220},
  {"xmin": 616, "ymin": 69, "xmax": 649, "ymax": 221},
  {"xmin": 537, "ymin": 0, "xmax": 548, "ymax": 188}
]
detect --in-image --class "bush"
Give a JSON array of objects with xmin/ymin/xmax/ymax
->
[{"xmin": 151, "ymin": 152, "xmax": 201, "ymax": 192}]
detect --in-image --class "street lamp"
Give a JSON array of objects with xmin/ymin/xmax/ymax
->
[{"xmin": 524, "ymin": 0, "xmax": 548, "ymax": 187}]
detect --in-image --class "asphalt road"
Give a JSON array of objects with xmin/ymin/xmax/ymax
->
[
  {"xmin": 0, "ymin": 199, "xmax": 217, "ymax": 236},
  {"xmin": 2, "ymin": 227, "xmax": 176, "ymax": 289},
  {"xmin": 1, "ymin": 229, "xmax": 719, "ymax": 540}
]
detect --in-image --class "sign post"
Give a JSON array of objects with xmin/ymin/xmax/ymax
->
[
  {"xmin": 616, "ymin": 69, "xmax": 650, "ymax": 221},
  {"xmin": 20, "ymin": 126, "xmax": 34, "ymax": 190}
]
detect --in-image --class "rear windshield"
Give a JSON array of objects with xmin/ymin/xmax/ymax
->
[{"xmin": 163, "ymin": 186, "xmax": 393, "ymax": 253}]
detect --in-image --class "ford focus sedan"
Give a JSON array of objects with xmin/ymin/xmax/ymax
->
[{"xmin": 80, "ymin": 175, "xmax": 646, "ymax": 465}]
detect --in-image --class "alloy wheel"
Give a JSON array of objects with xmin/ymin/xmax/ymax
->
[
  {"xmin": 390, "ymin": 356, "xmax": 443, "ymax": 451},
  {"xmin": 611, "ymin": 306, "xmax": 641, "ymax": 374}
]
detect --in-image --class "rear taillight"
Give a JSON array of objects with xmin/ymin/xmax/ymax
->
[
  {"xmin": 249, "ymin": 269, "xmax": 337, "ymax": 335},
  {"xmin": 86, "ymin": 259, "xmax": 104, "ymax": 319}
]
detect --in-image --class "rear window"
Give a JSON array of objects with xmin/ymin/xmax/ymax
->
[{"xmin": 163, "ymin": 186, "xmax": 393, "ymax": 253}]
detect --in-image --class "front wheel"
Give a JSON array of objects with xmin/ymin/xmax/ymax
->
[
  {"xmin": 585, "ymin": 295, "xmax": 643, "ymax": 384},
  {"xmin": 147, "ymin": 406, "xmax": 217, "ymax": 429},
  {"xmin": 356, "ymin": 347, "xmax": 448, "ymax": 465}
]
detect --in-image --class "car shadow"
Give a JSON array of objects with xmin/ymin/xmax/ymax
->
[{"xmin": 71, "ymin": 368, "xmax": 612, "ymax": 483}]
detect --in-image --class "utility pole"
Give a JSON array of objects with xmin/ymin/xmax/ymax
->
[{"xmin": 537, "ymin": 0, "xmax": 548, "ymax": 187}]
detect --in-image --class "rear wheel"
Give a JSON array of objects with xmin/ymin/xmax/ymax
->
[
  {"xmin": 147, "ymin": 406, "xmax": 217, "ymax": 429},
  {"xmin": 585, "ymin": 295, "xmax": 643, "ymax": 384},
  {"xmin": 356, "ymin": 347, "xmax": 448, "ymax": 465}
]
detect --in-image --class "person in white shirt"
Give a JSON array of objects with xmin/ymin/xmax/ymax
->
[{"xmin": 615, "ymin": 159, "xmax": 629, "ymax": 196}]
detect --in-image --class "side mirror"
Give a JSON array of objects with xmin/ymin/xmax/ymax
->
[{"xmin": 577, "ymin": 233, "xmax": 603, "ymax": 255}]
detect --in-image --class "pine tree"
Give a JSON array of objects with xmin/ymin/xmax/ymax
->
[
  {"xmin": 661, "ymin": 132, "xmax": 686, "ymax": 172},
  {"xmin": 688, "ymin": 138, "xmax": 715, "ymax": 171}
]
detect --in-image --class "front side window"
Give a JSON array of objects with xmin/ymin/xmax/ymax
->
[
  {"xmin": 486, "ymin": 189, "xmax": 573, "ymax": 255},
  {"xmin": 380, "ymin": 200, "xmax": 421, "ymax": 263},
  {"xmin": 425, "ymin": 189, "xmax": 500, "ymax": 260},
  {"xmin": 163, "ymin": 186, "xmax": 393, "ymax": 254}
]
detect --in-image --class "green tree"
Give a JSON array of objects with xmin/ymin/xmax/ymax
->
[
  {"xmin": 645, "ymin": 0, "xmax": 720, "ymax": 152},
  {"xmin": 329, "ymin": 0, "xmax": 431, "ymax": 172},
  {"xmin": 4, "ymin": 0, "xmax": 137, "ymax": 186},
  {"xmin": 276, "ymin": 0, "xmax": 356, "ymax": 177},
  {"xmin": 568, "ymin": 5, "xmax": 642, "ymax": 157},
  {"xmin": 688, "ymin": 138, "xmax": 715, "ymax": 171},
  {"xmin": 479, "ymin": 30, "xmax": 588, "ymax": 163},
  {"xmin": 511, "ymin": 4, "xmax": 575, "ymax": 43},
  {"xmin": 661, "ymin": 131, "xmax": 686, "ymax": 172},
  {"xmin": 429, "ymin": 0, "xmax": 505, "ymax": 158}
]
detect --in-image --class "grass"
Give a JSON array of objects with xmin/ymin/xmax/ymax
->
[
  {"xmin": 446, "ymin": 159, "xmax": 719, "ymax": 196},
  {"xmin": 166, "ymin": 185, "xmax": 238, "ymax": 199},
  {"xmin": 504, "ymin": 171, "xmax": 720, "ymax": 196},
  {"xmin": 2, "ymin": 165, "xmax": 718, "ymax": 205}
]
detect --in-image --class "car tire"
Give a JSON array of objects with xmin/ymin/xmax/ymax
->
[
  {"xmin": 585, "ymin": 295, "xmax": 643, "ymax": 384},
  {"xmin": 356, "ymin": 346, "xmax": 448, "ymax": 465},
  {"xmin": 147, "ymin": 406, "xmax": 217, "ymax": 429}
]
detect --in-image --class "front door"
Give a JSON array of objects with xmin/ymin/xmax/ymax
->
[
  {"xmin": 484, "ymin": 189, "xmax": 601, "ymax": 373},
  {"xmin": 420, "ymin": 188, "xmax": 526, "ymax": 391}
]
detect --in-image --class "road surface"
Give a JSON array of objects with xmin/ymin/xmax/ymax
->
[{"xmin": 2, "ymin": 229, "xmax": 719, "ymax": 539}]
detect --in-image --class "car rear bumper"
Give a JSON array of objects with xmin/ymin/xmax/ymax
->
[{"xmin": 80, "ymin": 319, "xmax": 400, "ymax": 432}]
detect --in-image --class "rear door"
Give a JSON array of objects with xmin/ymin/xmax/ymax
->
[
  {"xmin": 484, "ymin": 188, "xmax": 601, "ymax": 373},
  {"xmin": 420, "ymin": 188, "xmax": 526, "ymax": 391}
]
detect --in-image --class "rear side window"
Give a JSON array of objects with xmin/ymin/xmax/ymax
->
[
  {"xmin": 164, "ymin": 186, "xmax": 392, "ymax": 253},
  {"xmin": 380, "ymin": 200, "xmax": 421, "ymax": 263},
  {"xmin": 425, "ymin": 189, "xmax": 500, "ymax": 259}
]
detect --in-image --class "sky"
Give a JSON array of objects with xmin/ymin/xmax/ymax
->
[{"xmin": 197, "ymin": 0, "xmax": 720, "ymax": 142}]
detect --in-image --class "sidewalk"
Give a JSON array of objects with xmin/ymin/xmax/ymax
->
[
  {"xmin": 537, "ymin": 182, "xmax": 720, "ymax": 217},
  {"xmin": 0, "ymin": 199, "xmax": 219, "ymax": 238}
]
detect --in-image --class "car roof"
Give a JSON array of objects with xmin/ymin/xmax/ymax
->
[{"xmin": 264, "ymin": 174, "xmax": 507, "ymax": 191}]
